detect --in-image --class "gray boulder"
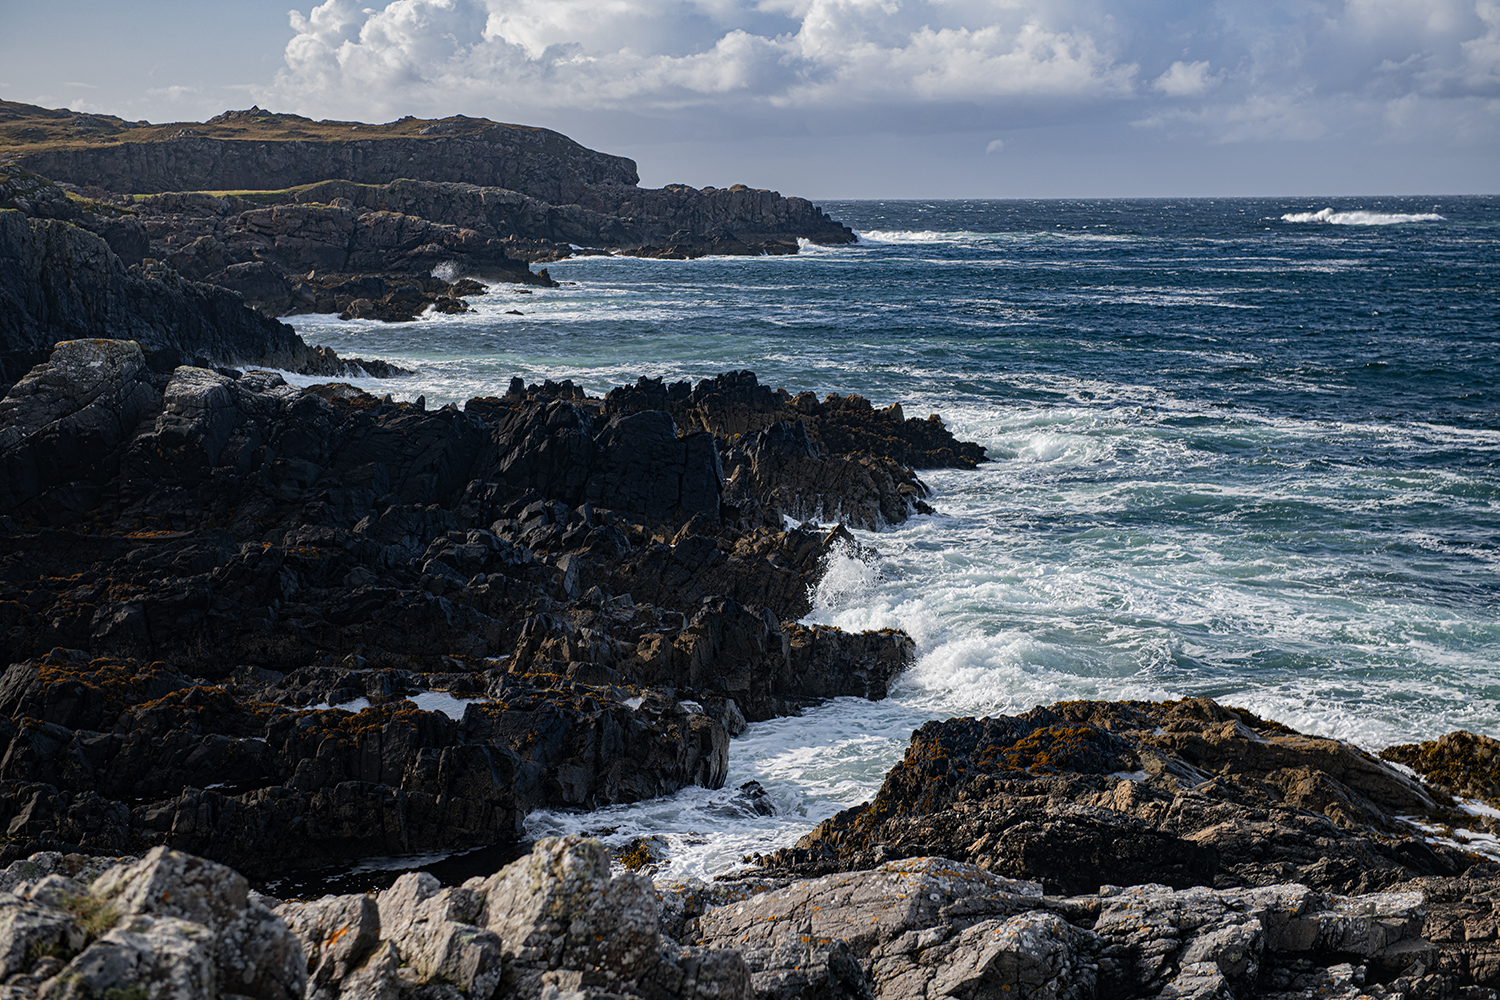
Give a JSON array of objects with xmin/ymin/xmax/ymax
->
[
  {"xmin": 692, "ymin": 858, "xmax": 1445, "ymax": 1000},
  {"xmin": 38, "ymin": 913, "xmax": 216, "ymax": 1000},
  {"xmin": 272, "ymin": 837, "xmax": 751, "ymax": 1000},
  {"xmin": 90, "ymin": 846, "xmax": 307, "ymax": 1000},
  {"xmin": 378, "ymin": 873, "xmax": 504, "ymax": 998},
  {"xmin": 274, "ymin": 893, "xmax": 381, "ymax": 997},
  {"xmin": 695, "ymin": 856, "xmax": 1045, "ymax": 1000}
]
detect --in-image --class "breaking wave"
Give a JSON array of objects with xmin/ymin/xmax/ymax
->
[{"xmin": 1281, "ymin": 208, "xmax": 1445, "ymax": 225}]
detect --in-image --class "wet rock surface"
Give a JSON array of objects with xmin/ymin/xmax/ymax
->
[{"xmin": 0, "ymin": 349, "xmax": 958, "ymax": 877}]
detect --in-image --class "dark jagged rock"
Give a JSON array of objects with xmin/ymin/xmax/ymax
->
[
  {"xmin": 608, "ymin": 370, "xmax": 986, "ymax": 470},
  {"xmin": 756, "ymin": 698, "xmax": 1470, "ymax": 898},
  {"xmin": 0, "ymin": 185, "xmax": 413, "ymax": 391},
  {"xmin": 606, "ymin": 371, "xmax": 983, "ymax": 527},
  {"xmin": 0, "ymin": 350, "xmax": 918, "ymax": 876},
  {"xmin": 129, "ymin": 189, "xmax": 556, "ymax": 317},
  {"xmin": 723, "ymin": 420, "xmax": 933, "ymax": 529},
  {"xmin": 0, "ymin": 172, "xmax": 522, "ymax": 340},
  {"xmin": 0, "ymin": 210, "xmax": 309, "ymax": 388}
]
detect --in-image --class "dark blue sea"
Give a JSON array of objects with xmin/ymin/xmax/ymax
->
[{"xmin": 286, "ymin": 196, "xmax": 1500, "ymax": 877}]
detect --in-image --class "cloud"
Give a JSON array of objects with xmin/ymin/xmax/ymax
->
[
  {"xmin": 1153, "ymin": 60, "xmax": 1214, "ymax": 96},
  {"xmin": 264, "ymin": 0, "xmax": 1139, "ymax": 118},
  {"xmin": 258, "ymin": 0, "xmax": 1500, "ymax": 150}
]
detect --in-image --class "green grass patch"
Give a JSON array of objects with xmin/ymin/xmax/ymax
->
[{"xmin": 62, "ymin": 894, "xmax": 119, "ymax": 940}]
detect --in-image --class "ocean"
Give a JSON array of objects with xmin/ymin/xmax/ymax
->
[{"xmin": 281, "ymin": 196, "xmax": 1500, "ymax": 885}]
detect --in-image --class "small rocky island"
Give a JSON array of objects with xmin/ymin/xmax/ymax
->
[{"xmin": 3, "ymin": 102, "xmax": 1500, "ymax": 1000}]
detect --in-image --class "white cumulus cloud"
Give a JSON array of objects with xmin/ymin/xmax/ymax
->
[
  {"xmin": 257, "ymin": 0, "xmax": 1500, "ymax": 153},
  {"xmin": 265, "ymin": 0, "xmax": 1139, "ymax": 116},
  {"xmin": 1153, "ymin": 60, "xmax": 1215, "ymax": 96}
]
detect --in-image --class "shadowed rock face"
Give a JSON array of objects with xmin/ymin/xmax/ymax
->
[
  {"xmin": 0, "ymin": 210, "xmax": 309, "ymax": 386},
  {"xmin": 0, "ymin": 351, "xmax": 955, "ymax": 876}
]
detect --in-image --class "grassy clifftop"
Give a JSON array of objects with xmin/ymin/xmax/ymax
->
[
  {"xmin": 0, "ymin": 102, "xmax": 640, "ymax": 200},
  {"xmin": 0, "ymin": 103, "xmax": 565, "ymax": 151}
]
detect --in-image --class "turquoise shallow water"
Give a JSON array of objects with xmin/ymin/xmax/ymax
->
[{"xmin": 285, "ymin": 196, "xmax": 1500, "ymax": 878}]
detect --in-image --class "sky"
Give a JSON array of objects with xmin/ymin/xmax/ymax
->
[{"xmin": 1, "ymin": 0, "xmax": 1497, "ymax": 197}]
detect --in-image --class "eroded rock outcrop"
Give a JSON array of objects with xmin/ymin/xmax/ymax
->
[
  {"xmin": 1, "ymin": 103, "xmax": 857, "ymax": 321},
  {"xmin": 687, "ymin": 855, "xmax": 1465, "ymax": 1000},
  {"xmin": 0, "ymin": 348, "xmax": 927, "ymax": 876},
  {"xmin": 0, "ymin": 838, "xmax": 1477, "ymax": 1000},
  {"xmin": 603, "ymin": 371, "xmax": 983, "ymax": 530},
  {"xmin": 757, "ymin": 698, "xmax": 1472, "ymax": 897}
]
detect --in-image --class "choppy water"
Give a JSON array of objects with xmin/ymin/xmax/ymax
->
[{"xmin": 285, "ymin": 196, "xmax": 1500, "ymax": 883}]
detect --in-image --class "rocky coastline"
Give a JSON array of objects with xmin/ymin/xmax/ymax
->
[
  {"xmin": 4, "ymin": 102, "xmax": 1500, "ymax": 1000},
  {"xmin": 1, "ymin": 102, "xmax": 856, "ymax": 325},
  {"xmin": 4, "ymin": 335, "xmax": 1500, "ymax": 998}
]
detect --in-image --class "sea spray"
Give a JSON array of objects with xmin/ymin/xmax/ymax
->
[{"xmin": 284, "ymin": 195, "xmax": 1500, "ymax": 877}]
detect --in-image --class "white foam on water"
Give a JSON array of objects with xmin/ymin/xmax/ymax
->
[
  {"xmin": 1280, "ymin": 208, "xmax": 1445, "ymax": 225},
  {"xmin": 523, "ymin": 695, "xmax": 932, "ymax": 880},
  {"xmin": 857, "ymin": 229, "xmax": 987, "ymax": 245},
  {"xmin": 409, "ymin": 691, "xmax": 477, "ymax": 720},
  {"xmin": 298, "ymin": 692, "xmax": 479, "ymax": 720},
  {"xmin": 269, "ymin": 226, "xmax": 1499, "ymax": 879},
  {"xmin": 301, "ymin": 697, "xmax": 373, "ymax": 713}
]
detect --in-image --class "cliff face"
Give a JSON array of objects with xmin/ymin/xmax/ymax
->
[
  {"xmin": 2, "ymin": 106, "xmax": 639, "ymax": 204},
  {"xmin": 142, "ymin": 177, "xmax": 854, "ymax": 259},
  {"xmin": 0, "ymin": 208, "xmax": 309, "ymax": 386},
  {"xmin": 0, "ymin": 103, "xmax": 856, "ymax": 257},
  {"xmin": 0, "ymin": 102, "xmax": 856, "ymax": 326}
]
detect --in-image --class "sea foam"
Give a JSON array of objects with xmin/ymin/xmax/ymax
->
[{"xmin": 1281, "ymin": 208, "xmax": 1445, "ymax": 225}]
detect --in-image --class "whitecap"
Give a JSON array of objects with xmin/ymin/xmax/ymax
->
[{"xmin": 1280, "ymin": 208, "xmax": 1445, "ymax": 225}]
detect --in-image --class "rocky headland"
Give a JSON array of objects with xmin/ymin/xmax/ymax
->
[{"xmin": 0, "ymin": 102, "xmax": 856, "ymax": 324}]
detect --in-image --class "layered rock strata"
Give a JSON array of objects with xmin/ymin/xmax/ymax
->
[
  {"xmin": 1, "ymin": 104, "xmax": 640, "ymax": 203},
  {"xmin": 0, "ymin": 342, "xmax": 978, "ymax": 876},
  {"xmin": 0, "ymin": 168, "xmax": 554, "ymax": 344},
  {"xmin": 0, "ymin": 104, "xmax": 864, "ymax": 302}
]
